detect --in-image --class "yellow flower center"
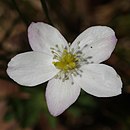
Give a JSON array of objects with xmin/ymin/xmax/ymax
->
[{"xmin": 53, "ymin": 49, "xmax": 78, "ymax": 72}]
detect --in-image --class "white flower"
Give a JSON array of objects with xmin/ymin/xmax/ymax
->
[{"xmin": 7, "ymin": 22, "xmax": 122, "ymax": 116}]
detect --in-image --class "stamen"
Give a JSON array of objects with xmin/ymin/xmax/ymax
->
[{"xmin": 51, "ymin": 43, "xmax": 92, "ymax": 83}]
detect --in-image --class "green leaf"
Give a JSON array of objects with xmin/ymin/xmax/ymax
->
[
  {"xmin": 4, "ymin": 111, "xmax": 15, "ymax": 122},
  {"xmin": 47, "ymin": 115, "xmax": 57, "ymax": 129},
  {"xmin": 21, "ymin": 91, "xmax": 44, "ymax": 127}
]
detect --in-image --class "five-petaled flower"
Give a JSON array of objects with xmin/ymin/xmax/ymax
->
[{"xmin": 7, "ymin": 22, "xmax": 122, "ymax": 116}]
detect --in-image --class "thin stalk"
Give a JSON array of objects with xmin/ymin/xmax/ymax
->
[
  {"xmin": 40, "ymin": 0, "xmax": 53, "ymax": 25},
  {"xmin": 12, "ymin": 0, "xmax": 29, "ymax": 26}
]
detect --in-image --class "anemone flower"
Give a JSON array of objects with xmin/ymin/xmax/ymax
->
[{"xmin": 7, "ymin": 22, "xmax": 122, "ymax": 116}]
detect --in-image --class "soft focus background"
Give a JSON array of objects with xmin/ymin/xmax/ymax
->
[{"xmin": 0, "ymin": 0, "xmax": 130, "ymax": 130}]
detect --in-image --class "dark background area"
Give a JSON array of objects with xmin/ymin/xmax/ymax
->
[{"xmin": 0, "ymin": 0, "xmax": 130, "ymax": 130}]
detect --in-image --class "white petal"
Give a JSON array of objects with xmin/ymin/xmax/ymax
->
[
  {"xmin": 45, "ymin": 78, "xmax": 81, "ymax": 116},
  {"xmin": 7, "ymin": 51, "xmax": 59, "ymax": 86},
  {"xmin": 74, "ymin": 64, "xmax": 122, "ymax": 97},
  {"xmin": 71, "ymin": 26, "xmax": 117, "ymax": 63},
  {"xmin": 28, "ymin": 22, "xmax": 68, "ymax": 55}
]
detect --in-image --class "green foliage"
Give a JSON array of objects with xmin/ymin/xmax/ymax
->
[
  {"xmin": 4, "ymin": 87, "xmax": 43, "ymax": 128},
  {"xmin": 68, "ymin": 91, "xmax": 98, "ymax": 118},
  {"xmin": 4, "ymin": 86, "xmax": 58, "ymax": 128},
  {"xmin": 78, "ymin": 91, "xmax": 98, "ymax": 109},
  {"xmin": 21, "ymin": 90, "xmax": 44, "ymax": 127},
  {"xmin": 4, "ymin": 111, "xmax": 15, "ymax": 122},
  {"xmin": 114, "ymin": 15, "xmax": 130, "ymax": 36},
  {"xmin": 47, "ymin": 115, "xmax": 58, "ymax": 128},
  {"xmin": 68, "ymin": 106, "xmax": 82, "ymax": 117}
]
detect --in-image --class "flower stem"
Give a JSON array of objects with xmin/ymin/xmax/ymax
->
[
  {"xmin": 11, "ymin": 0, "xmax": 29, "ymax": 26},
  {"xmin": 40, "ymin": 0, "xmax": 53, "ymax": 26}
]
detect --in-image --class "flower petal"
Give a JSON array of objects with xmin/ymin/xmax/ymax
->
[
  {"xmin": 74, "ymin": 64, "xmax": 122, "ymax": 97},
  {"xmin": 45, "ymin": 78, "xmax": 81, "ymax": 116},
  {"xmin": 71, "ymin": 26, "xmax": 117, "ymax": 63},
  {"xmin": 28, "ymin": 22, "xmax": 68, "ymax": 55},
  {"xmin": 7, "ymin": 51, "xmax": 58, "ymax": 86}
]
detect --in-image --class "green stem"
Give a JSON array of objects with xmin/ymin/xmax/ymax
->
[
  {"xmin": 12, "ymin": 0, "xmax": 29, "ymax": 26},
  {"xmin": 40, "ymin": 0, "xmax": 53, "ymax": 25}
]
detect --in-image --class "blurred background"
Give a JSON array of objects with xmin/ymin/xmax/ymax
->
[{"xmin": 0, "ymin": 0, "xmax": 130, "ymax": 130}]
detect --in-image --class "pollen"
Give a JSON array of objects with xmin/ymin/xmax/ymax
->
[{"xmin": 53, "ymin": 49, "xmax": 78, "ymax": 72}]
